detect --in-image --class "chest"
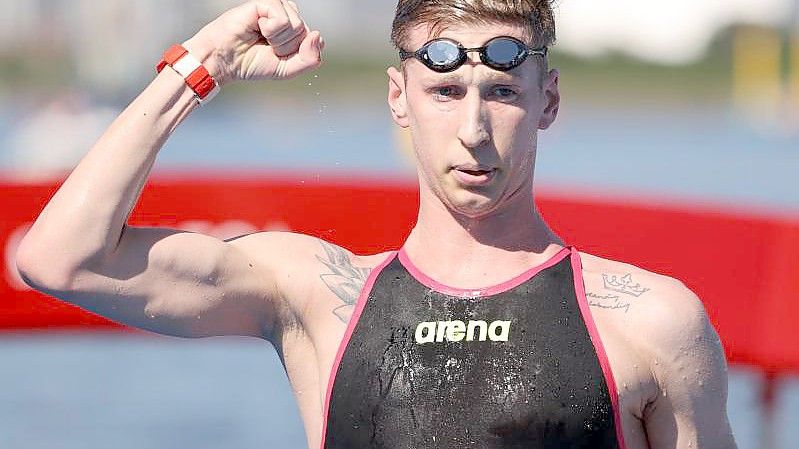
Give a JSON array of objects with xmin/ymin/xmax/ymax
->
[
  {"xmin": 286, "ymin": 254, "xmax": 657, "ymax": 449},
  {"xmin": 319, "ymin": 257, "xmax": 625, "ymax": 448}
]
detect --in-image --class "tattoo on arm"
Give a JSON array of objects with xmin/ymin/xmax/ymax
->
[
  {"xmin": 587, "ymin": 292, "xmax": 631, "ymax": 313},
  {"xmin": 317, "ymin": 241, "xmax": 371, "ymax": 323},
  {"xmin": 602, "ymin": 273, "xmax": 650, "ymax": 297},
  {"xmin": 588, "ymin": 273, "xmax": 650, "ymax": 313}
]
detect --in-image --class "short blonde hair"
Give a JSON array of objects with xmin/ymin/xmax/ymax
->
[{"xmin": 391, "ymin": 0, "xmax": 556, "ymax": 51}]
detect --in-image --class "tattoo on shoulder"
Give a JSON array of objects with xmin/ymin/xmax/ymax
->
[
  {"xmin": 601, "ymin": 273, "xmax": 650, "ymax": 297},
  {"xmin": 587, "ymin": 292, "xmax": 631, "ymax": 313},
  {"xmin": 317, "ymin": 241, "xmax": 372, "ymax": 324}
]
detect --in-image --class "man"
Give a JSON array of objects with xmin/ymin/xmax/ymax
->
[{"xmin": 16, "ymin": 0, "xmax": 738, "ymax": 448}]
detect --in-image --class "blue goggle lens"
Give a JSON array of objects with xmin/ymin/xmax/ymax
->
[
  {"xmin": 484, "ymin": 38, "xmax": 523, "ymax": 66},
  {"xmin": 427, "ymin": 40, "xmax": 461, "ymax": 65}
]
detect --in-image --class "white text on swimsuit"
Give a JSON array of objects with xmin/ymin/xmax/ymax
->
[{"xmin": 414, "ymin": 320, "xmax": 511, "ymax": 344}]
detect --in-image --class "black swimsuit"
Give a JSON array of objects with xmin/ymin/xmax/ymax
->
[{"xmin": 320, "ymin": 247, "xmax": 627, "ymax": 449}]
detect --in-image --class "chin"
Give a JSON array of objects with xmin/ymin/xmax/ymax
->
[{"xmin": 445, "ymin": 190, "xmax": 502, "ymax": 219}]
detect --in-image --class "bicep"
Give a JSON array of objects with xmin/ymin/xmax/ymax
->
[
  {"xmin": 643, "ymin": 288, "xmax": 738, "ymax": 449},
  {"xmin": 65, "ymin": 226, "xmax": 280, "ymax": 339}
]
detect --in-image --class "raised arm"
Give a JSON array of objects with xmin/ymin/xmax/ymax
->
[
  {"xmin": 15, "ymin": 0, "xmax": 324, "ymax": 339},
  {"xmin": 641, "ymin": 282, "xmax": 738, "ymax": 449}
]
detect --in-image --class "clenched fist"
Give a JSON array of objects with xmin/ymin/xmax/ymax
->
[{"xmin": 181, "ymin": 0, "xmax": 325, "ymax": 86}]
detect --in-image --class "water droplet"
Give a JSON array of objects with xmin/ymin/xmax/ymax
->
[
  {"xmin": 314, "ymin": 74, "xmax": 319, "ymax": 79},
  {"xmin": 654, "ymin": 359, "xmax": 659, "ymax": 365},
  {"xmin": 662, "ymin": 389, "xmax": 668, "ymax": 397},
  {"xmin": 623, "ymin": 382, "xmax": 628, "ymax": 390}
]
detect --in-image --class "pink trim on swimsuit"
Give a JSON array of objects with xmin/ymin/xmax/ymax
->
[
  {"xmin": 570, "ymin": 248, "xmax": 629, "ymax": 449},
  {"xmin": 397, "ymin": 245, "xmax": 572, "ymax": 298},
  {"xmin": 318, "ymin": 251, "xmax": 398, "ymax": 449}
]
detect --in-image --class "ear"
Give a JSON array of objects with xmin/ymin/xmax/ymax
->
[
  {"xmin": 538, "ymin": 68, "xmax": 560, "ymax": 130},
  {"xmin": 387, "ymin": 66, "xmax": 410, "ymax": 128}
]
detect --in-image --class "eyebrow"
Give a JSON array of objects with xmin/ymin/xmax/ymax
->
[{"xmin": 421, "ymin": 73, "xmax": 521, "ymax": 85}]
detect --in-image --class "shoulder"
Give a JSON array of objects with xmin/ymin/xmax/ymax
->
[
  {"xmin": 576, "ymin": 250, "xmax": 724, "ymax": 383},
  {"xmin": 578, "ymin": 251, "xmax": 736, "ymax": 447},
  {"xmin": 223, "ymin": 231, "xmax": 327, "ymax": 289},
  {"xmin": 223, "ymin": 231, "xmax": 394, "ymax": 323},
  {"xmin": 224, "ymin": 231, "xmax": 392, "ymax": 268},
  {"xmin": 576, "ymin": 250, "xmax": 696, "ymax": 319},
  {"xmin": 223, "ymin": 231, "xmax": 391, "ymax": 275},
  {"xmin": 577, "ymin": 250, "xmax": 715, "ymax": 351}
]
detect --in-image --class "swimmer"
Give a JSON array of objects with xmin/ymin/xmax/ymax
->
[{"xmin": 16, "ymin": 1, "xmax": 738, "ymax": 448}]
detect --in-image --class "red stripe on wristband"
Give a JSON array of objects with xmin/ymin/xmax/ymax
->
[
  {"xmin": 186, "ymin": 66, "xmax": 214, "ymax": 100},
  {"xmin": 156, "ymin": 44, "xmax": 189, "ymax": 73},
  {"xmin": 156, "ymin": 44, "xmax": 219, "ymax": 103}
]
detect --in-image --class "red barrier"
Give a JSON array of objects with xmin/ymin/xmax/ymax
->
[{"xmin": 2, "ymin": 172, "xmax": 798, "ymax": 375}]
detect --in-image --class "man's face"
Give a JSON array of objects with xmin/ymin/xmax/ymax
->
[{"xmin": 388, "ymin": 21, "xmax": 560, "ymax": 219}]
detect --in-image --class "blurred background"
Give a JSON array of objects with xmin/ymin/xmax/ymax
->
[{"xmin": 1, "ymin": 0, "xmax": 798, "ymax": 448}]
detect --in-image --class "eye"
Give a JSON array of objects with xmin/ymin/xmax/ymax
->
[
  {"xmin": 491, "ymin": 86, "xmax": 519, "ymax": 100},
  {"xmin": 429, "ymin": 85, "xmax": 462, "ymax": 101}
]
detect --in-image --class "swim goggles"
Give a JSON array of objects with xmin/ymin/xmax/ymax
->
[{"xmin": 399, "ymin": 36, "xmax": 548, "ymax": 73}]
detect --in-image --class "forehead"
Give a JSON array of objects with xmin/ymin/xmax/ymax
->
[{"xmin": 406, "ymin": 20, "xmax": 529, "ymax": 50}]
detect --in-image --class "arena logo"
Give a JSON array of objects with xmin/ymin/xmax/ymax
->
[{"xmin": 414, "ymin": 320, "xmax": 511, "ymax": 344}]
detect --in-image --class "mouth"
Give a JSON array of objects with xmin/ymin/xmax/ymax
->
[
  {"xmin": 451, "ymin": 165, "xmax": 497, "ymax": 186},
  {"xmin": 459, "ymin": 169, "xmax": 492, "ymax": 176}
]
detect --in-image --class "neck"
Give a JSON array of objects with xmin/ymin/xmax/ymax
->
[{"xmin": 402, "ymin": 180, "xmax": 565, "ymax": 285}]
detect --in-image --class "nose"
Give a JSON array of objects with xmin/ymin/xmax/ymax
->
[{"xmin": 457, "ymin": 89, "xmax": 490, "ymax": 149}]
